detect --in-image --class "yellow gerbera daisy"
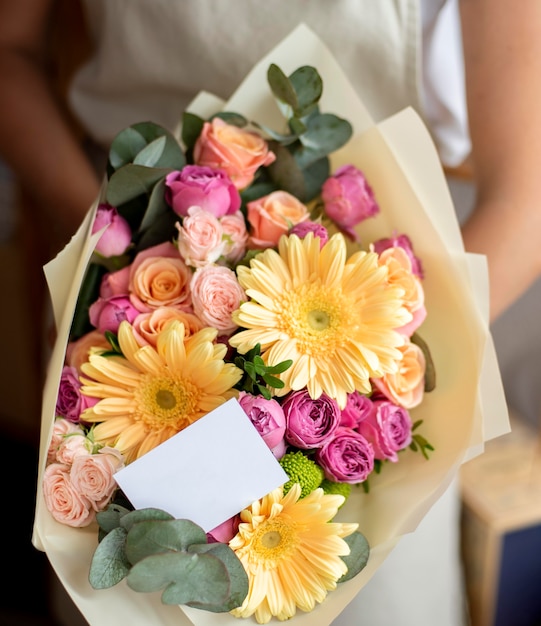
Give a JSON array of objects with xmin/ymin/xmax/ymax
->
[
  {"xmin": 230, "ymin": 484, "xmax": 358, "ymax": 624},
  {"xmin": 80, "ymin": 320, "xmax": 242, "ymax": 462},
  {"xmin": 229, "ymin": 232, "xmax": 411, "ymax": 408}
]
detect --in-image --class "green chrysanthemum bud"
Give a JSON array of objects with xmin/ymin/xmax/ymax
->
[
  {"xmin": 279, "ymin": 451, "xmax": 324, "ymax": 498},
  {"xmin": 320, "ymin": 478, "xmax": 351, "ymax": 505}
]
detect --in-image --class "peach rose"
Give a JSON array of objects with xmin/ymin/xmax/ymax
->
[
  {"xmin": 132, "ymin": 307, "xmax": 204, "ymax": 347},
  {"xmin": 99, "ymin": 265, "xmax": 130, "ymax": 298},
  {"xmin": 42, "ymin": 463, "xmax": 95, "ymax": 528},
  {"xmin": 371, "ymin": 338, "xmax": 426, "ymax": 409},
  {"xmin": 66, "ymin": 330, "xmax": 110, "ymax": 372},
  {"xmin": 190, "ymin": 265, "xmax": 245, "ymax": 334},
  {"xmin": 129, "ymin": 242, "xmax": 192, "ymax": 312},
  {"xmin": 176, "ymin": 206, "xmax": 225, "ymax": 268},
  {"xmin": 247, "ymin": 191, "xmax": 310, "ymax": 248},
  {"xmin": 378, "ymin": 247, "xmax": 425, "ymax": 335},
  {"xmin": 47, "ymin": 418, "xmax": 84, "ymax": 464},
  {"xmin": 56, "ymin": 430, "xmax": 89, "ymax": 465},
  {"xmin": 70, "ymin": 447, "xmax": 124, "ymax": 511},
  {"xmin": 220, "ymin": 211, "xmax": 248, "ymax": 264},
  {"xmin": 193, "ymin": 118, "xmax": 276, "ymax": 190}
]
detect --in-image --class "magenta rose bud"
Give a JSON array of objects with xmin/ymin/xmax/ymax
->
[
  {"xmin": 165, "ymin": 165, "xmax": 241, "ymax": 218},
  {"xmin": 89, "ymin": 295, "xmax": 140, "ymax": 334},
  {"xmin": 356, "ymin": 399, "xmax": 413, "ymax": 462},
  {"xmin": 289, "ymin": 221, "xmax": 329, "ymax": 249},
  {"xmin": 321, "ymin": 164, "xmax": 379, "ymax": 241},
  {"xmin": 56, "ymin": 366, "xmax": 87, "ymax": 423},
  {"xmin": 340, "ymin": 391, "xmax": 376, "ymax": 428},
  {"xmin": 92, "ymin": 203, "xmax": 132, "ymax": 257},
  {"xmin": 238, "ymin": 391, "xmax": 287, "ymax": 458},
  {"xmin": 283, "ymin": 390, "xmax": 341, "ymax": 449},
  {"xmin": 316, "ymin": 428, "xmax": 375, "ymax": 484},
  {"xmin": 372, "ymin": 233, "xmax": 424, "ymax": 278}
]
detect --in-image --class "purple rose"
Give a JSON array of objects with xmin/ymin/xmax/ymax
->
[
  {"xmin": 238, "ymin": 392, "xmax": 287, "ymax": 459},
  {"xmin": 316, "ymin": 428, "xmax": 375, "ymax": 484},
  {"xmin": 289, "ymin": 221, "xmax": 329, "ymax": 249},
  {"xmin": 91, "ymin": 204, "xmax": 132, "ymax": 257},
  {"xmin": 321, "ymin": 164, "xmax": 379, "ymax": 241},
  {"xmin": 283, "ymin": 390, "xmax": 341, "ymax": 449},
  {"xmin": 372, "ymin": 233, "xmax": 424, "ymax": 279},
  {"xmin": 165, "ymin": 165, "xmax": 241, "ymax": 218},
  {"xmin": 56, "ymin": 366, "xmax": 88, "ymax": 423},
  {"xmin": 356, "ymin": 399, "xmax": 413, "ymax": 462},
  {"xmin": 89, "ymin": 295, "xmax": 139, "ymax": 334},
  {"xmin": 340, "ymin": 391, "xmax": 375, "ymax": 428}
]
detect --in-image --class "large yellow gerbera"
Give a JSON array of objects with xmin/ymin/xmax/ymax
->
[
  {"xmin": 80, "ymin": 320, "xmax": 242, "ymax": 462},
  {"xmin": 229, "ymin": 233, "xmax": 411, "ymax": 408},
  {"xmin": 230, "ymin": 484, "xmax": 358, "ymax": 624}
]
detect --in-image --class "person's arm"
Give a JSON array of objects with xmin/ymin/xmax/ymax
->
[
  {"xmin": 0, "ymin": 0, "xmax": 100, "ymax": 248},
  {"xmin": 459, "ymin": 0, "xmax": 541, "ymax": 321}
]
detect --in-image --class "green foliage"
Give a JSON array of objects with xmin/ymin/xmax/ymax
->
[
  {"xmin": 411, "ymin": 331, "xmax": 436, "ymax": 392},
  {"xmin": 89, "ymin": 506, "xmax": 248, "ymax": 612},
  {"xmin": 69, "ymin": 262, "xmax": 107, "ymax": 341},
  {"xmin": 338, "ymin": 531, "xmax": 370, "ymax": 583},
  {"xmin": 409, "ymin": 420, "xmax": 435, "ymax": 460},
  {"xmin": 233, "ymin": 343, "xmax": 292, "ymax": 399}
]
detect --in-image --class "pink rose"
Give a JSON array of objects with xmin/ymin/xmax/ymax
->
[
  {"xmin": 193, "ymin": 117, "xmax": 276, "ymax": 190},
  {"xmin": 372, "ymin": 338, "xmax": 426, "ymax": 408},
  {"xmin": 165, "ymin": 165, "xmax": 241, "ymax": 218},
  {"xmin": 247, "ymin": 191, "xmax": 310, "ymax": 249},
  {"xmin": 66, "ymin": 330, "xmax": 111, "ymax": 372},
  {"xmin": 47, "ymin": 418, "xmax": 84, "ymax": 464},
  {"xmin": 238, "ymin": 391, "xmax": 287, "ymax": 459},
  {"xmin": 190, "ymin": 265, "xmax": 245, "ymax": 334},
  {"xmin": 289, "ymin": 221, "xmax": 329, "ymax": 249},
  {"xmin": 316, "ymin": 428, "xmax": 375, "ymax": 484},
  {"xmin": 91, "ymin": 203, "xmax": 132, "ymax": 257},
  {"xmin": 56, "ymin": 366, "xmax": 93, "ymax": 423},
  {"xmin": 55, "ymin": 429, "xmax": 89, "ymax": 465},
  {"xmin": 321, "ymin": 164, "xmax": 379, "ymax": 241},
  {"xmin": 129, "ymin": 242, "xmax": 192, "ymax": 312},
  {"xmin": 283, "ymin": 390, "xmax": 341, "ymax": 449},
  {"xmin": 70, "ymin": 447, "xmax": 124, "ymax": 511},
  {"xmin": 176, "ymin": 206, "xmax": 225, "ymax": 268},
  {"xmin": 89, "ymin": 295, "xmax": 139, "ymax": 334},
  {"xmin": 340, "ymin": 392, "xmax": 375, "ymax": 429},
  {"xmin": 207, "ymin": 514, "xmax": 241, "ymax": 544},
  {"xmin": 132, "ymin": 307, "xmax": 203, "ymax": 347},
  {"xmin": 99, "ymin": 266, "xmax": 130, "ymax": 298},
  {"xmin": 42, "ymin": 463, "xmax": 95, "ymax": 528},
  {"xmin": 372, "ymin": 233, "xmax": 424, "ymax": 278},
  {"xmin": 220, "ymin": 211, "xmax": 249, "ymax": 264},
  {"xmin": 356, "ymin": 399, "xmax": 412, "ymax": 462}
]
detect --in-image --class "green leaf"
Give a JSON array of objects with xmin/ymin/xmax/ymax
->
[
  {"xmin": 134, "ymin": 208, "xmax": 178, "ymax": 252},
  {"xmin": 106, "ymin": 165, "xmax": 172, "ymax": 207},
  {"xmin": 125, "ymin": 519, "xmax": 208, "ymax": 564},
  {"xmin": 297, "ymin": 113, "xmax": 353, "ymax": 165},
  {"xmin": 265, "ymin": 359, "xmax": 293, "ymax": 374},
  {"xmin": 181, "ymin": 112, "xmax": 205, "ymax": 153},
  {"xmin": 108, "ymin": 127, "xmax": 148, "ymax": 171},
  {"xmin": 289, "ymin": 66, "xmax": 322, "ymax": 117},
  {"xmin": 266, "ymin": 142, "xmax": 306, "ymax": 200},
  {"xmin": 212, "ymin": 111, "xmax": 248, "ymax": 127},
  {"xmin": 267, "ymin": 63, "xmax": 298, "ymax": 111},
  {"xmin": 120, "ymin": 508, "xmax": 174, "ymax": 533},
  {"xmin": 89, "ymin": 527, "xmax": 130, "ymax": 589},
  {"xmin": 133, "ymin": 136, "xmax": 167, "ymax": 167},
  {"xmin": 96, "ymin": 503, "xmax": 132, "ymax": 534},
  {"xmin": 338, "ymin": 531, "xmax": 370, "ymax": 583},
  {"xmin": 411, "ymin": 332, "xmax": 436, "ymax": 392},
  {"xmin": 300, "ymin": 156, "xmax": 331, "ymax": 202},
  {"xmin": 127, "ymin": 551, "xmax": 231, "ymax": 607},
  {"xmin": 139, "ymin": 177, "xmax": 169, "ymax": 232},
  {"xmin": 69, "ymin": 262, "xmax": 106, "ymax": 340}
]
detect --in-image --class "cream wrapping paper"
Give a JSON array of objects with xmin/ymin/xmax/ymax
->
[{"xmin": 33, "ymin": 24, "xmax": 509, "ymax": 626}]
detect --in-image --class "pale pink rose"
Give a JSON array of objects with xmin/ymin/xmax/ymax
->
[
  {"xmin": 176, "ymin": 206, "xmax": 225, "ymax": 268},
  {"xmin": 132, "ymin": 307, "xmax": 204, "ymax": 347},
  {"xmin": 129, "ymin": 242, "xmax": 192, "ymax": 312},
  {"xmin": 190, "ymin": 265, "xmax": 245, "ymax": 334},
  {"xmin": 99, "ymin": 265, "xmax": 131, "ymax": 298},
  {"xmin": 207, "ymin": 514, "xmax": 240, "ymax": 544},
  {"xmin": 89, "ymin": 295, "xmax": 139, "ymax": 334},
  {"xmin": 66, "ymin": 330, "xmax": 111, "ymax": 372},
  {"xmin": 91, "ymin": 203, "xmax": 132, "ymax": 257},
  {"xmin": 193, "ymin": 117, "xmax": 276, "ymax": 190},
  {"xmin": 56, "ymin": 430, "xmax": 89, "ymax": 465},
  {"xmin": 372, "ymin": 233, "xmax": 424, "ymax": 278},
  {"xmin": 47, "ymin": 418, "xmax": 84, "ymax": 464},
  {"xmin": 220, "ymin": 211, "xmax": 248, "ymax": 264},
  {"xmin": 42, "ymin": 463, "xmax": 95, "ymax": 528},
  {"xmin": 70, "ymin": 447, "xmax": 124, "ymax": 511},
  {"xmin": 247, "ymin": 191, "xmax": 310, "ymax": 249},
  {"xmin": 371, "ymin": 338, "xmax": 426, "ymax": 409},
  {"xmin": 378, "ymin": 247, "xmax": 424, "ymax": 336}
]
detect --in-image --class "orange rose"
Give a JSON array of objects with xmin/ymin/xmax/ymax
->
[
  {"xmin": 132, "ymin": 307, "xmax": 204, "ymax": 347},
  {"xmin": 66, "ymin": 330, "xmax": 110, "ymax": 373},
  {"xmin": 193, "ymin": 118, "xmax": 275, "ymax": 190},
  {"xmin": 247, "ymin": 190, "xmax": 310, "ymax": 248}
]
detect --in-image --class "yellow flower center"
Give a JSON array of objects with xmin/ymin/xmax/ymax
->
[
  {"xmin": 134, "ymin": 373, "xmax": 200, "ymax": 432},
  {"xmin": 278, "ymin": 283, "xmax": 357, "ymax": 356},
  {"xmin": 250, "ymin": 518, "xmax": 299, "ymax": 566}
]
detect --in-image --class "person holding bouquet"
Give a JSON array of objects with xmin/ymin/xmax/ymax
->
[{"xmin": 1, "ymin": 1, "xmax": 540, "ymax": 625}]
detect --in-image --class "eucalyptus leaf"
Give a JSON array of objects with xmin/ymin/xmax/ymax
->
[
  {"xmin": 89, "ymin": 527, "xmax": 130, "ymax": 589},
  {"xmin": 289, "ymin": 66, "xmax": 322, "ymax": 117},
  {"xmin": 139, "ymin": 177, "xmax": 169, "ymax": 232},
  {"xmin": 134, "ymin": 208, "xmax": 179, "ymax": 252},
  {"xmin": 96, "ymin": 503, "xmax": 133, "ymax": 534},
  {"xmin": 108, "ymin": 127, "xmax": 148, "ymax": 171},
  {"xmin": 120, "ymin": 508, "xmax": 174, "ymax": 532},
  {"xmin": 106, "ymin": 165, "xmax": 172, "ymax": 207},
  {"xmin": 125, "ymin": 519, "xmax": 208, "ymax": 564},
  {"xmin": 212, "ymin": 111, "xmax": 248, "ymax": 127},
  {"xmin": 298, "ymin": 113, "xmax": 353, "ymax": 163},
  {"xmin": 299, "ymin": 156, "xmax": 331, "ymax": 201},
  {"xmin": 411, "ymin": 332, "xmax": 436, "ymax": 392},
  {"xmin": 266, "ymin": 142, "xmax": 306, "ymax": 200},
  {"xmin": 267, "ymin": 63, "xmax": 298, "ymax": 111},
  {"xmin": 133, "ymin": 136, "xmax": 167, "ymax": 167},
  {"xmin": 181, "ymin": 112, "xmax": 205, "ymax": 153},
  {"xmin": 338, "ymin": 531, "xmax": 370, "ymax": 583},
  {"xmin": 240, "ymin": 180, "xmax": 277, "ymax": 204},
  {"xmin": 127, "ymin": 552, "xmax": 231, "ymax": 607},
  {"xmin": 69, "ymin": 262, "xmax": 106, "ymax": 340}
]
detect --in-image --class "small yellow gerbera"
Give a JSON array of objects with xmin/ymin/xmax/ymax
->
[
  {"xmin": 229, "ymin": 233, "xmax": 411, "ymax": 408},
  {"xmin": 80, "ymin": 320, "xmax": 242, "ymax": 462},
  {"xmin": 230, "ymin": 484, "xmax": 358, "ymax": 623}
]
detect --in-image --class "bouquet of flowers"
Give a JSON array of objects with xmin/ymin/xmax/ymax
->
[{"xmin": 33, "ymin": 25, "xmax": 508, "ymax": 626}]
